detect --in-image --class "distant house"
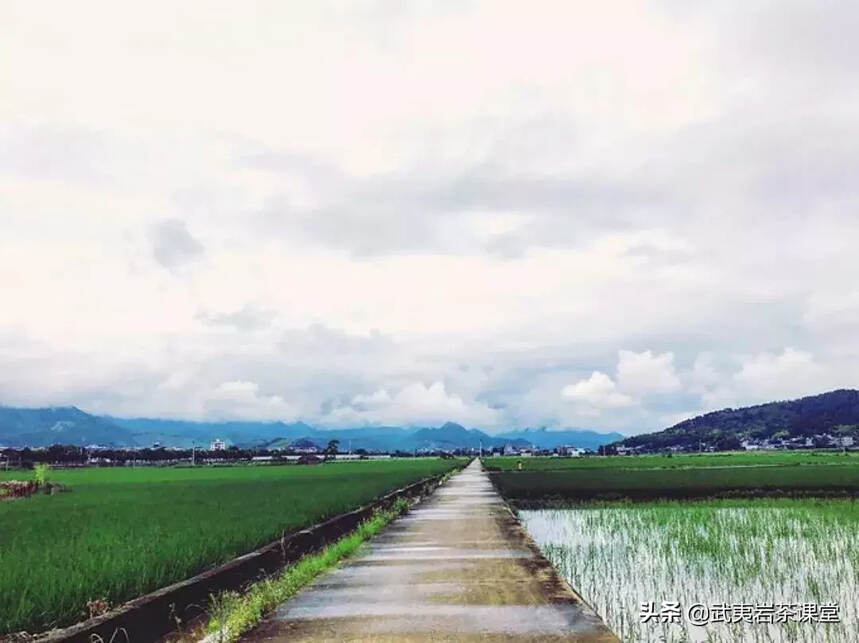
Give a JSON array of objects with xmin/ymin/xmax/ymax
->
[
  {"xmin": 210, "ymin": 439, "xmax": 226, "ymax": 451},
  {"xmin": 291, "ymin": 438, "xmax": 319, "ymax": 454},
  {"xmin": 557, "ymin": 446, "xmax": 584, "ymax": 457},
  {"xmin": 502, "ymin": 443, "xmax": 519, "ymax": 456},
  {"xmin": 296, "ymin": 454, "xmax": 323, "ymax": 465}
]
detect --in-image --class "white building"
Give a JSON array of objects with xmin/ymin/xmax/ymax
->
[
  {"xmin": 210, "ymin": 439, "xmax": 226, "ymax": 451},
  {"xmin": 557, "ymin": 446, "xmax": 584, "ymax": 457}
]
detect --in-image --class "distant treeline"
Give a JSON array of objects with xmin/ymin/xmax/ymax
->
[{"xmin": 0, "ymin": 444, "xmax": 449, "ymax": 467}]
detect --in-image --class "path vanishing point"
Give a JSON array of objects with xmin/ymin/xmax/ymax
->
[{"xmin": 243, "ymin": 459, "xmax": 619, "ymax": 642}]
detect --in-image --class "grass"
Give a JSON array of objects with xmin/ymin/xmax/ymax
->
[
  {"xmin": 521, "ymin": 498, "xmax": 859, "ymax": 642},
  {"xmin": 0, "ymin": 459, "xmax": 463, "ymax": 635},
  {"xmin": 205, "ymin": 497, "xmax": 412, "ymax": 643}
]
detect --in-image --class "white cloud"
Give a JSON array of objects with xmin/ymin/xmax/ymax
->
[
  {"xmin": 803, "ymin": 290, "xmax": 859, "ymax": 332},
  {"xmin": 685, "ymin": 353, "xmax": 721, "ymax": 393},
  {"xmin": 196, "ymin": 304, "xmax": 275, "ymax": 331},
  {"xmin": 616, "ymin": 350, "xmax": 681, "ymax": 395},
  {"xmin": 561, "ymin": 372, "xmax": 635, "ymax": 415},
  {"xmin": 203, "ymin": 380, "xmax": 298, "ymax": 421},
  {"xmin": 733, "ymin": 348, "xmax": 829, "ymax": 400},
  {"xmin": 1, "ymin": 2, "xmax": 859, "ymax": 434},
  {"xmin": 148, "ymin": 219, "xmax": 203, "ymax": 271},
  {"xmin": 327, "ymin": 381, "xmax": 501, "ymax": 428}
]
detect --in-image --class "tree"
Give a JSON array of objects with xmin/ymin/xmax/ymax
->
[
  {"xmin": 325, "ymin": 440, "xmax": 339, "ymax": 460},
  {"xmin": 714, "ymin": 435, "xmax": 742, "ymax": 451}
]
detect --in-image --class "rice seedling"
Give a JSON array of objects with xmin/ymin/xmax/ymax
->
[
  {"xmin": 0, "ymin": 458, "xmax": 462, "ymax": 635},
  {"xmin": 521, "ymin": 499, "xmax": 859, "ymax": 642}
]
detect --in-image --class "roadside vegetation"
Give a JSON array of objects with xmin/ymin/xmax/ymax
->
[
  {"xmin": 206, "ymin": 498, "xmax": 412, "ymax": 643},
  {"xmin": 0, "ymin": 458, "xmax": 462, "ymax": 635}
]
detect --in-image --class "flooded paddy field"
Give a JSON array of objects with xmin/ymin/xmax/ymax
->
[{"xmin": 521, "ymin": 499, "xmax": 859, "ymax": 642}]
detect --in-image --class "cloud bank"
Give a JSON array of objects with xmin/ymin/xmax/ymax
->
[{"xmin": 2, "ymin": 1, "xmax": 858, "ymax": 433}]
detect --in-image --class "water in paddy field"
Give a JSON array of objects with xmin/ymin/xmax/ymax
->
[{"xmin": 520, "ymin": 502, "xmax": 859, "ymax": 643}]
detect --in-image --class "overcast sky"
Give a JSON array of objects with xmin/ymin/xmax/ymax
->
[{"xmin": 2, "ymin": 1, "xmax": 858, "ymax": 434}]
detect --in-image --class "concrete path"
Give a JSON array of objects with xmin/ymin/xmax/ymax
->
[{"xmin": 244, "ymin": 460, "xmax": 618, "ymax": 642}]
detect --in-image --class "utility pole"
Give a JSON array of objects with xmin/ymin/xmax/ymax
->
[
  {"xmin": 479, "ymin": 439, "xmax": 482, "ymax": 459},
  {"xmin": 191, "ymin": 443, "xmax": 196, "ymax": 467}
]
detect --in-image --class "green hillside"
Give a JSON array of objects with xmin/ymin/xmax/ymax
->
[{"xmin": 615, "ymin": 389, "xmax": 859, "ymax": 452}]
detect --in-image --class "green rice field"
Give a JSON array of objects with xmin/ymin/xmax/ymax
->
[
  {"xmin": 0, "ymin": 459, "xmax": 463, "ymax": 634},
  {"xmin": 486, "ymin": 450, "xmax": 859, "ymax": 471},
  {"xmin": 491, "ymin": 464, "xmax": 859, "ymax": 501},
  {"xmin": 486, "ymin": 452, "xmax": 859, "ymax": 501},
  {"xmin": 521, "ymin": 499, "xmax": 859, "ymax": 642}
]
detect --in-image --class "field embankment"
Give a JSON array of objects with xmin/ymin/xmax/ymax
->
[{"xmin": 0, "ymin": 458, "xmax": 464, "ymax": 636}]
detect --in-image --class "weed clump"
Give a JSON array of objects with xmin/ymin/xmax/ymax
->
[{"xmin": 33, "ymin": 463, "xmax": 50, "ymax": 487}]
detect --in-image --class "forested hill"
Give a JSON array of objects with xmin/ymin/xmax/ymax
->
[{"xmin": 615, "ymin": 389, "xmax": 859, "ymax": 451}]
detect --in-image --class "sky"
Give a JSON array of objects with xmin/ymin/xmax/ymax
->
[{"xmin": 2, "ymin": 1, "xmax": 859, "ymax": 435}]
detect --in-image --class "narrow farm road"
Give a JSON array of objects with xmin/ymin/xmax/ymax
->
[{"xmin": 243, "ymin": 459, "xmax": 618, "ymax": 642}]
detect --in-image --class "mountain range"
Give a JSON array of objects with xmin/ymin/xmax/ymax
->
[
  {"xmin": 0, "ymin": 406, "xmax": 622, "ymax": 451},
  {"xmin": 613, "ymin": 389, "xmax": 859, "ymax": 451}
]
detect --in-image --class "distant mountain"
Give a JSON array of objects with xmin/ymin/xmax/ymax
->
[
  {"xmin": 496, "ymin": 427, "xmax": 624, "ymax": 450},
  {"xmin": 407, "ymin": 422, "xmax": 520, "ymax": 451},
  {"xmin": 106, "ymin": 417, "xmax": 316, "ymax": 448},
  {"xmin": 614, "ymin": 389, "xmax": 859, "ymax": 451},
  {"xmin": 0, "ymin": 406, "xmax": 135, "ymax": 447},
  {"xmin": 413, "ymin": 422, "xmax": 487, "ymax": 450},
  {"xmin": 0, "ymin": 404, "xmax": 623, "ymax": 451},
  {"xmin": 296, "ymin": 426, "xmax": 418, "ymax": 452}
]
